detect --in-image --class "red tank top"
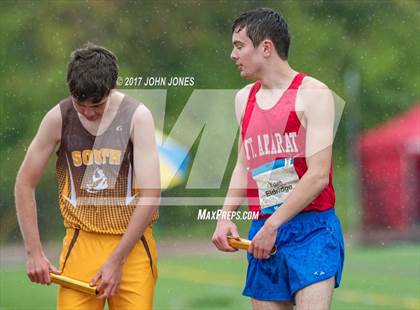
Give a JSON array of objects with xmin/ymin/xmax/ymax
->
[{"xmin": 241, "ymin": 73, "xmax": 335, "ymax": 218}]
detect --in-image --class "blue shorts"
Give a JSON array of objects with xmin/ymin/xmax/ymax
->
[{"xmin": 243, "ymin": 209, "xmax": 345, "ymax": 302}]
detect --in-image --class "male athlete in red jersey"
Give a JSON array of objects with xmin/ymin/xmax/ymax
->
[{"xmin": 212, "ymin": 8, "xmax": 344, "ymax": 310}]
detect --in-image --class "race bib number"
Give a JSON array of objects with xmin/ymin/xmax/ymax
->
[{"xmin": 252, "ymin": 158, "xmax": 299, "ymax": 215}]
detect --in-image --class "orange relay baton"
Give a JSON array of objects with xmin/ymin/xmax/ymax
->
[
  {"xmin": 227, "ymin": 236, "xmax": 277, "ymax": 255},
  {"xmin": 50, "ymin": 273, "xmax": 97, "ymax": 295}
]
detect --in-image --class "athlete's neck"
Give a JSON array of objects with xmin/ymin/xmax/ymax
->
[
  {"xmin": 93, "ymin": 91, "xmax": 123, "ymax": 123},
  {"xmin": 104, "ymin": 91, "xmax": 124, "ymax": 113},
  {"xmin": 258, "ymin": 60, "xmax": 297, "ymax": 90}
]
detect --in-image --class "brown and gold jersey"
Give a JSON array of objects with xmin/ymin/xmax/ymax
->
[{"xmin": 56, "ymin": 95, "xmax": 158, "ymax": 234}]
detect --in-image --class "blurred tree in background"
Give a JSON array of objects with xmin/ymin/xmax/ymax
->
[{"xmin": 0, "ymin": 0, "xmax": 418, "ymax": 242}]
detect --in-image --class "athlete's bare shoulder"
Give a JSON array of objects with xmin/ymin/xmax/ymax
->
[
  {"xmin": 46, "ymin": 104, "xmax": 62, "ymax": 121},
  {"xmin": 300, "ymin": 76, "xmax": 329, "ymax": 90},
  {"xmin": 132, "ymin": 101, "xmax": 153, "ymax": 122},
  {"xmin": 297, "ymin": 76, "xmax": 332, "ymax": 113},
  {"xmin": 130, "ymin": 101, "xmax": 155, "ymax": 140},
  {"xmin": 40, "ymin": 104, "xmax": 62, "ymax": 143},
  {"xmin": 235, "ymin": 83, "xmax": 254, "ymax": 124}
]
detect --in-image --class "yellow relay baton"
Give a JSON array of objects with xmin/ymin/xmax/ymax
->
[
  {"xmin": 227, "ymin": 236, "xmax": 277, "ymax": 255},
  {"xmin": 50, "ymin": 273, "xmax": 97, "ymax": 295}
]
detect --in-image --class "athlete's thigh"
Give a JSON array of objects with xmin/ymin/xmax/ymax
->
[
  {"xmin": 57, "ymin": 286, "xmax": 105, "ymax": 310},
  {"xmin": 57, "ymin": 229, "xmax": 109, "ymax": 310},
  {"xmin": 251, "ymin": 298, "xmax": 293, "ymax": 310},
  {"xmin": 108, "ymin": 286, "xmax": 154, "ymax": 310},
  {"xmin": 295, "ymin": 276, "xmax": 335, "ymax": 310},
  {"xmin": 108, "ymin": 227, "xmax": 157, "ymax": 310}
]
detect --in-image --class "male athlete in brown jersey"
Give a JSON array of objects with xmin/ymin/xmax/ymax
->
[{"xmin": 15, "ymin": 44, "xmax": 160, "ymax": 309}]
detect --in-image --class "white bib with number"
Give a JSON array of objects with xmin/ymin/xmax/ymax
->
[{"xmin": 252, "ymin": 158, "xmax": 299, "ymax": 215}]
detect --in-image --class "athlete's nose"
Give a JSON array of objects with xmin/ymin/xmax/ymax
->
[
  {"xmin": 230, "ymin": 49, "xmax": 238, "ymax": 61},
  {"xmin": 84, "ymin": 109, "xmax": 95, "ymax": 119}
]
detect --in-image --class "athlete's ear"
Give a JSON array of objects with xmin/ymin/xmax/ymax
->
[{"xmin": 261, "ymin": 39, "xmax": 274, "ymax": 57}]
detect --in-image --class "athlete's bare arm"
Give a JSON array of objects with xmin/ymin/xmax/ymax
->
[
  {"xmin": 249, "ymin": 77, "xmax": 335, "ymax": 259},
  {"xmin": 15, "ymin": 105, "xmax": 62, "ymax": 284},
  {"xmin": 212, "ymin": 84, "xmax": 252, "ymax": 252},
  {"xmin": 90, "ymin": 104, "xmax": 160, "ymax": 299},
  {"xmin": 223, "ymin": 84, "xmax": 252, "ymax": 210}
]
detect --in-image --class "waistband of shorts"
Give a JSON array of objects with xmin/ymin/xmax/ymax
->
[
  {"xmin": 65, "ymin": 224, "xmax": 153, "ymax": 238},
  {"xmin": 252, "ymin": 208, "xmax": 336, "ymax": 225}
]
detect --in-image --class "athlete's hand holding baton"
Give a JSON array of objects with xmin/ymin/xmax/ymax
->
[
  {"xmin": 212, "ymin": 219, "xmax": 240, "ymax": 252},
  {"xmin": 26, "ymin": 251, "xmax": 60, "ymax": 285}
]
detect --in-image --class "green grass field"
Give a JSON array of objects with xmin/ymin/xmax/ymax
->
[{"xmin": 0, "ymin": 244, "xmax": 419, "ymax": 310}]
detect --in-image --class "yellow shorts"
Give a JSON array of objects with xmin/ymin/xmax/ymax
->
[{"xmin": 57, "ymin": 226, "xmax": 157, "ymax": 310}]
